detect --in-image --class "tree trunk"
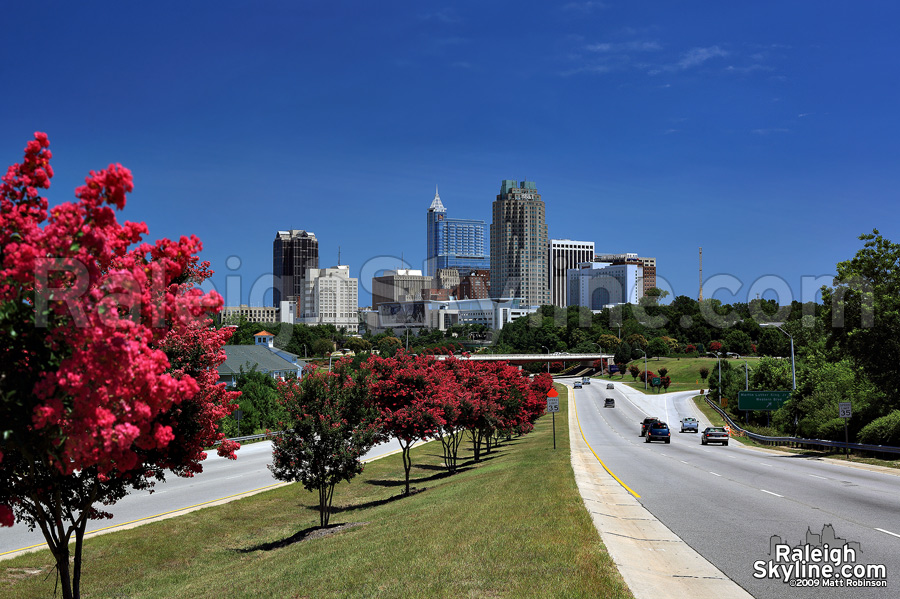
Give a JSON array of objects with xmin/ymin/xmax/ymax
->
[
  {"xmin": 469, "ymin": 429, "xmax": 482, "ymax": 463},
  {"xmin": 401, "ymin": 439, "xmax": 413, "ymax": 495}
]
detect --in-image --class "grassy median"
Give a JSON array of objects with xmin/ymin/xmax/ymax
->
[{"xmin": 1, "ymin": 385, "xmax": 632, "ymax": 598}]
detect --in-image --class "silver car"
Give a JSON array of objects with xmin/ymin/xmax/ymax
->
[{"xmin": 680, "ymin": 417, "xmax": 698, "ymax": 433}]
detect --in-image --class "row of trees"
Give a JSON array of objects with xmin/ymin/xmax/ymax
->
[{"xmin": 270, "ymin": 352, "xmax": 552, "ymax": 525}]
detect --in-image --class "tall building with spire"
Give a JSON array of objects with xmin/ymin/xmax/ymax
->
[
  {"xmin": 490, "ymin": 180, "xmax": 549, "ymax": 307},
  {"xmin": 425, "ymin": 186, "xmax": 489, "ymax": 279}
]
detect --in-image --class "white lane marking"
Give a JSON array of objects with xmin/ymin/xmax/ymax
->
[
  {"xmin": 761, "ymin": 489, "xmax": 784, "ymax": 497},
  {"xmin": 759, "ymin": 463, "xmax": 772, "ymax": 467},
  {"xmin": 876, "ymin": 528, "xmax": 900, "ymax": 539},
  {"xmin": 680, "ymin": 460, "xmax": 689, "ymax": 464},
  {"xmin": 709, "ymin": 472, "xmax": 722, "ymax": 477},
  {"xmin": 225, "ymin": 475, "xmax": 244, "ymax": 480},
  {"xmin": 808, "ymin": 474, "xmax": 827, "ymax": 480}
]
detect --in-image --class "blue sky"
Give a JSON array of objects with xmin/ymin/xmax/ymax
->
[{"xmin": 3, "ymin": 1, "xmax": 898, "ymax": 308}]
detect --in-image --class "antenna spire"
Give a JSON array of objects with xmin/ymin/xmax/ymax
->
[{"xmin": 698, "ymin": 247, "xmax": 704, "ymax": 301}]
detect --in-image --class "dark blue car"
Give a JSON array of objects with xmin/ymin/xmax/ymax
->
[{"xmin": 645, "ymin": 421, "xmax": 671, "ymax": 444}]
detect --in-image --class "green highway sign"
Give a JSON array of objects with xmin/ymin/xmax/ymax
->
[{"xmin": 738, "ymin": 390, "xmax": 791, "ymax": 411}]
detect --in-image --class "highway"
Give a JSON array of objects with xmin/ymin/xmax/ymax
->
[
  {"xmin": 0, "ymin": 438, "xmax": 408, "ymax": 558},
  {"xmin": 573, "ymin": 379, "xmax": 900, "ymax": 599}
]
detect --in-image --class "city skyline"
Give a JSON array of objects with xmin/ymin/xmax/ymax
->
[{"xmin": 3, "ymin": 3, "xmax": 898, "ymax": 309}]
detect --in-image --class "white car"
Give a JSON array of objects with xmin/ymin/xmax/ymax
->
[{"xmin": 573, "ymin": 381, "xmax": 583, "ymax": 389}]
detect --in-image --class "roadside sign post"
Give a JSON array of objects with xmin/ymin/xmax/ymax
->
[
  {"xmin": 839, "ymin": 402, "xmax": 852, "ymax": 459},
  {"xmin": 546, "ymin": 388, "xmax": 560, "ymax": 450},
  {"xmin": 233, "ymin": 409, "xmax": 243, "ymax": 436}
]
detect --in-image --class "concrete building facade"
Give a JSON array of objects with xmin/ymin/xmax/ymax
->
[
  {"xmin": 490, "ymin": 180, "xmax": 549, "ymax": 307},
  {"xmin": 595, "ymin": 253, "xmax": 657, "ymax": 295},
  {"xmin": 567, "ymin": 261, "xmax": 644, "ymax": 310},
  {"xmin": 299, "ymin": 265, "xmax": 359, "ymax": 333},
  {"xmin": 549, "ymin": 239, "xmax": 595, "ymax": 308},
  {"xmin": 371, "ymin": 269, "xmax": 433, "ymax": 308}
]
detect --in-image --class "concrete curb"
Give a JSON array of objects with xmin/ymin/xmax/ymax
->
[{"xmin": 567, "ymin": 391, "xmax": 753, "ymax": 599}]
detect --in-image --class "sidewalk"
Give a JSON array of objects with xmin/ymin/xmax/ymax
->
[{"xmin": 567, "ymin": 391, "xmax": 753, "ymax": 599}]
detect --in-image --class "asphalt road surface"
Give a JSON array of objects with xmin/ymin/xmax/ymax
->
[
  {"xmin": 0, "ymin": 438, "xmax": 408, "ymax": 558},
  {"xmin": 574, "ymin": 380, "xmax": 899, "ymax": 599}
]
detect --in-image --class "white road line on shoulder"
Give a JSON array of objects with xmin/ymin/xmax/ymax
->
[
  {"xmin": 876, "ymin": 528, "xmax": 900, "ymax": 539},
  {"xmin": 709, "ymin": 472, "xmax": 722, "ymax": 477},
  {"xmin": 761, "ymin": 489, "xmax": 783, "ymax": 497},
  {"xmin": 808, "ymin": 474, "xmax": 827, "ymax": 480}
]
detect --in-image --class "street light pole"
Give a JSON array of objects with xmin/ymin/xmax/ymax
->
[
  {"xmin": 708, "ymin": 352, "xmax": 722, "ymax": 405},
  {"xmin": 743, "ymin": 360, "xmax": 749, "ymax": 391},
  {"xmin": 541, "ymin": 345, "xmax": 550, "ymax": 374},
  {"xmin": 762, "ymin": 323, "xmax": 797, "ymax": 390},
  {"xmin": 637, "ymin": 348, "xmax": 648, "ymax": 389}
]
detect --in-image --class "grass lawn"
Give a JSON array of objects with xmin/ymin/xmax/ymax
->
[
  {"xmin": 601, "ymin": 356, "xmax": 762, "ymax": 395},
  {"xmin": 1, "ymin": 385, "xmax": 632, "ymax": 599}
]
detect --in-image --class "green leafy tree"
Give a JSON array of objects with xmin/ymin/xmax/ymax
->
[
  {"xmin": 822, "ymin": 230, "xmax": 900, "ymax": 412},
  {"xmin": 598, "ymin": 334, "xmax": 621, "ymax": 352},
  {"xmin": 626, "ymin": 333, "xmax": 648, "ymax": 350},
  {"xmin": 613, "ymin": 340, "xmax": 632, "ymax": 366},
  {"xmin": 648, "ymin": 337, "xmax": 669, "ymax": 359},
  {"xmin": 723, "ymin": 330, "xmax": 753, "ymax": 355},
  {"xmin": 312, "ymin": 338, "xmax": 335, "ymax": 357}
]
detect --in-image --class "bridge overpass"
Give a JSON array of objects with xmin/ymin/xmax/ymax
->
[{"xmin": 434, "ymin": 352, "xmax": 612, "ymax": 364}]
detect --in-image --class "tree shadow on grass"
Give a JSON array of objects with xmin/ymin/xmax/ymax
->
[
  {"xmin": 237, "ymin": 522, "xmax": 368, "ymax": 553},
  {"xmin": 365, "ymin": 466, "xmax": 473, "ymax": 488}
]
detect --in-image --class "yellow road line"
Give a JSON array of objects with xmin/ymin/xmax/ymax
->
[
  {"xmin": 571, "ymin": 393, "xmax": 642, "ymax": 499},
  {"xmin": 4, "ymin": 440, "xmax": 442, "ymax": 558},
  {"xmin": 1, "ymin": 482, "xmax": 288, "ymax": 557}
]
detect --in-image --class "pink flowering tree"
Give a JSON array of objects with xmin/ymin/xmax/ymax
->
[
  {"xmin": 430, "ymin": 356, "xmax": 467, "ymax": 473},
  {"xmin": 269, "ymin": 363, "xmax": 380, "ymax": 527},
  {"xmin": 0, "ymin": 134, "xmax": 239, "ymax": 599},
  {"xmin": 365, "ymin": 351, "xmax": 444, "ymax": 495}
]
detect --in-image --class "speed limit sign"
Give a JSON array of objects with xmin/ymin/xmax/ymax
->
[{"xmin": 839, "ymin": 402, "xmax": 852, "ymax": 419}]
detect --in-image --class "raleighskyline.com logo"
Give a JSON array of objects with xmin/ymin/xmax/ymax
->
[{"xmin": 753, "ymin": 524, "xmax": 887, "ymax": 588}]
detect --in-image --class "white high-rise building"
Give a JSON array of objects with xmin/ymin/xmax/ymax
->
[
  {"xmin": 548, "ymin": 239, "xmax": 595, "ymax": 308},
  {"xmin": 567, "ymin": 261, "xmax": 643, "ymax": 310},
  {"xmin": 299, "ymin": 265, "xmax": 359, "ymax": 333}
]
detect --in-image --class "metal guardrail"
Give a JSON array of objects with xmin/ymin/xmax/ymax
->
[
  {"xmin": 216, "ymin": 432, "xmax": 282, "ymax": 445},
  {"xmin": 701, "ymin": 396, "xmax": 900, "ymax": 456}
]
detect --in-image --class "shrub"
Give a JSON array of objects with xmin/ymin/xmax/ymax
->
[
  {"xmin": 684, "ymin": 344, "xmax": 696, "ymax": 354},
  {"xmin": 857, "ymin": 410, "xmax": 900, "ymax": 446}
]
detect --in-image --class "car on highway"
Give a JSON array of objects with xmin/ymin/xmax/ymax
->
[
  {"xmin": 701, "ymin": 426, "xmax": 729, "ymax": 445},
  {"xmin": 640, "ymin": 417, "xmax": 660, "ymax": 437},
  {"xmin": 604, "ymin": 397, "xmax": 615, "ymax": 408},
  {"xmin": 607, "ymin": 382, "xmax": 615, "ymax": 389},
  {"xmin": 582, "ymin": 376, "xmax": 591, "ymax": 385},
  {"xmin": 645, "ymin": 421, "xmax": 671, "ymax": 443},
  {"xmin": 573, "ymin": 380, "xmax": 582, "ymax": 389},
  {"xmin": 680, "ymin": 417, "xmax": 699, "ymax": 433}
]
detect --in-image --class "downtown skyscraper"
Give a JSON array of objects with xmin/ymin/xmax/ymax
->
[
  {"xmin": 490, "ymin": 180, "xmax": 549, "ymax": 307},
  {"xmin": 273, "ymin": 229, "xmax": 319, "ymax": 306},
  {"xmin": 425, "ymin": 186, "xmax": 490, "ymax": 278}
]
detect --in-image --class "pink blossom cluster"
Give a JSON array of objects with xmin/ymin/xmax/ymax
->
[{"xmin": 0, "ymin": 134, "xmax": 239, "ymax": 526}]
